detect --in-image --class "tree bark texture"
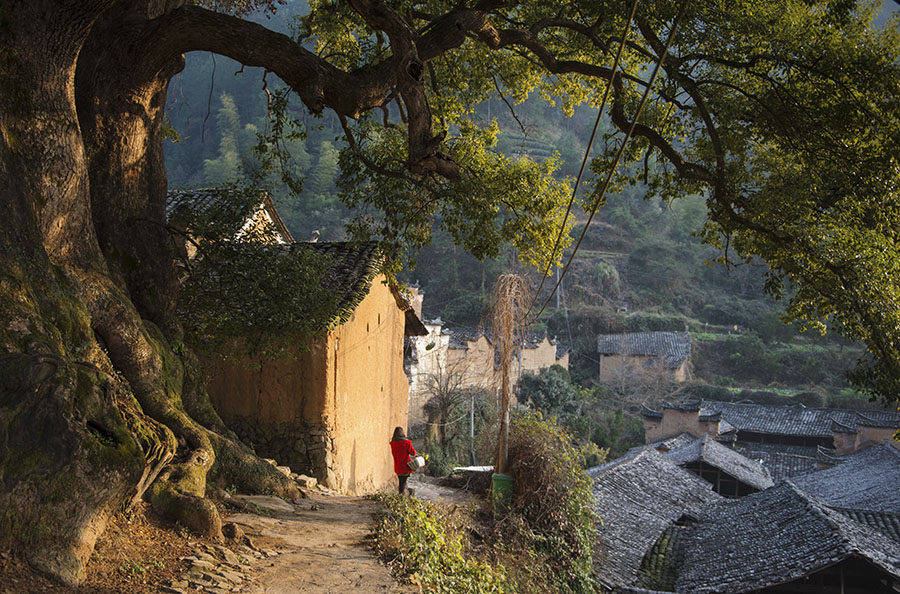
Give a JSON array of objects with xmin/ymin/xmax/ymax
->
[{"xmin": 0, "ymin": 0, "xmax": 300, "ymax": 584}]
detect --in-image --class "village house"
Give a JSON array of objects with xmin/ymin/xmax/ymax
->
[
  {"xmin": 597, "ymin": 331, "xmax": 692, "ymax": 382},
  {"xmin": 202, "ymin": 241, "xmax": 427, "ymax": 494},
  {"xmin": 167, "ymin": 187, "xmax": 294, "ymax": 253},
  {"xmin": 592, "ymin": 440, "xmax": 900, "ymax": 593},
  {"xmin": 167, "ymin": 190, "xmax": 426, "ymax": 494},
  {"xmin": 640, "ymin": 399, "xmax": 900, "ymax": 479},
  {"xmin": 404, "ymin": 323, "xmax": 569, "ymax": 431}
]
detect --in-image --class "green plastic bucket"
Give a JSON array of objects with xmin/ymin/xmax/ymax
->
[{"xmin": 491, "ymin": 473, "xmax": 514, "ymax": 510}]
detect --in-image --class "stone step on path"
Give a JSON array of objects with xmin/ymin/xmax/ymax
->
[
  {"xmin": 156, "ymin": 494, "xmax": 298, "ymax": 594},
  {"xmin": 156, "ymin": 453, "xmax": 417, "ymax": 594},
  {"xmin": 158, "ymin": 540, "xmax": 279, "ymax": 594}
]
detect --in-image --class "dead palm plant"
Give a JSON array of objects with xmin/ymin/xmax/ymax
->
[{"xmin": 491, "ymin": 273, "xmax": 532, "ymax": 474}]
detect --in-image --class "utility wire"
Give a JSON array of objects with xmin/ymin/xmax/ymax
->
[
  {"xmin": 527, "ymin": 1, "xmax": 689, "ymax": 325},
  {"xmin": 529, "ymin": 0, "xmax": 641, "ymax": 313}
]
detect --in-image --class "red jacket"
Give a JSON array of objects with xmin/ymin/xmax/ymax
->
[{"xmin": 390, "ymin": 439, "xmax": 416, "ymax": 475}]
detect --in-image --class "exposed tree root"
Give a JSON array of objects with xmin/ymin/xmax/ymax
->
[{"xmin": 0, "ymin": 353, "xmax": 148, "ymax": 585}]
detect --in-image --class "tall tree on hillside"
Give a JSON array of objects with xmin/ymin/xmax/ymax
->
[
  {"xmin": 306, "ymin": 140, "xmax": 340, "ymax": 198},
  {"xmin": 0, "ymin": 0, "xmax": 898, "ymax": 585},
  {"xmin": 203, "ymin": 93, "xmax": 242, "ymax": 183}
]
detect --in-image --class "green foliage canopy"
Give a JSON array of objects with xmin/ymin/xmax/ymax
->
[
  {"xmin": 519, "ymin": 365, "xmax": 582, "ymax": 419},
  {"xmin": 179, "ymin": 0, "xmax": 899, "ymax": 399}
]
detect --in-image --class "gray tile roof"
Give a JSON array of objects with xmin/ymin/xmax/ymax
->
[
  {"xmin": 597, "ymin": 332, "xmax": 692, "ymax": 368},
  {"xmin": 703, "ymin": 401, "xmax": 845, "ymax": 437},
  {"xmin": 791, "ymin": 442, "xmax": 900, "ymax": 512},
  {"xmin": 242, "ymin": 241, "xmax": 422, "ymax": 336},
  {"xmin": 654, "ymin": 482, "xmax": 900, "ymax": 593},
  {"xmin": 644, "ymin": 400, "xmax": 900, "ymax": 438},
  {"xmin": 292, "ymin": 242, "xmax": 382, "ymax": 328},
  {"xmin": 665, "ymin": 435, "xmax": 774, "ymax": 492},
  {"xmin": 731, "ymin": 444, "xmax": 818, "ymax": 480},
  {"xmin": 836, "ymin": 508, "xmax": 900, "ymax": 544},
  {"xmin": 856, "ymin": 410, "xmax": 900, "ymax": 428},
  {"xmin": 650, "ymin": 433, "xmax": 696, "ymax": 452},
  {"xmin": 661, "ymin": 400, "xmax": 701, "ymax": 412},
  {"xmin": 166, "ymin": 188, "xmax": 294, "ymax": 242},
  {"xmin": 590, "ymin": 448, "xmax": 722, "ymax": 590}
]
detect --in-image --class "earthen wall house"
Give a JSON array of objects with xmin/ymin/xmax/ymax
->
[
  {"xmin": 642, "ymin": 404, "xmax": 721, "ymax": 443},
  {"xmin": 167, "ymin": 192, "xmax": 427, "ymax": 495},
  {"xmin": 406, "ymin": 325, "xmax": 569, "ymax": 428},
  {"xmin": 597, "ymin": 331, "xmax": 692, "ymax": 383},
  {"xmin": 206, "ymin": 266, "xmax": 420, "ymax": 494},
  {"xmin": 831, "ymin": 419, "xmax": 899, "ymax": 456},
  {"xmin": 521, "ymin": 334, "xmax": 570, "ymax": 374}
]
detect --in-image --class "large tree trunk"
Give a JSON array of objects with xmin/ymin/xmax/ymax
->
[
  {"xmin": 2, "ymin": 0, "xmax": 473, "ymax": 584},
  {"xmin": 0, "ymin": 1, "xmax": 169, "ymax": 585},
  {"xmin": 0, "ymin": 0, "xmax": 299, "ymax": 584}
]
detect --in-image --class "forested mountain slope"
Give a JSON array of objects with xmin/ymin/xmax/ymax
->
[{"xmin": 164, "ymin": 0, "xmax": 869, "ymax": 400}]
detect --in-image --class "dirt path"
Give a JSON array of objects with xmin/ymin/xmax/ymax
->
[
  {"xmin": 227, "ymin": 491, "xmax": 418, "ymax": 594},
  {"xmin": 407, "ymin": 474, "xmax": 477, "ymax": 505},
  {"xmin": 0, "ymin": 478, "xmax": 476, "ymax": 594}
]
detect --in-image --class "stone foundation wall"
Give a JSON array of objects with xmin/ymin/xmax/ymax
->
[{"xmin": 228, "ymin": 417, "xmax": 337, "ymax": 487}]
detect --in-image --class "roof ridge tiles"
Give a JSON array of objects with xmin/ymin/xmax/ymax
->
[
  {"xmin": 830, "ymin": 418, "xmax": 857, "ymax": 433},
  {"xmin": 641, "ymin": 404, "xmax": 664, "ymax": 419},
  {"xmin": 855, "ymin": 410, "xmax": 900, "ymax": 428}
]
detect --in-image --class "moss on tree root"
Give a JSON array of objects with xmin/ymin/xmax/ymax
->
[{"xmin": 0, "ymin": 353, "xmax": 152, "ymax": 585}]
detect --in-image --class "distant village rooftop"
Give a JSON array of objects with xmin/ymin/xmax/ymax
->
[
  {"xmin": 443, "ymin": 327, "xmax": 566, "ymax": 352},
  {"xmin": 597, "ymin": 331, "xmax": 692, "ymax": 369},
  {"xmin": 689, "ymin": 400, "xmax": 900, "ymax": 438}
]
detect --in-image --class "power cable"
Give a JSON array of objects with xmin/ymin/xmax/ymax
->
[
  {"xmin": 529, "ymin": 0, "xmax": 641, "ymax": 312},
  {"xmin": 527, "ymin": 1, "xmax": 689, "ymax": 325}
]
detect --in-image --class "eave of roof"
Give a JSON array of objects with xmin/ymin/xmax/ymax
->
[{"xmin": 665, "ymin": 435, "xmax": 773, "ymax": 491}]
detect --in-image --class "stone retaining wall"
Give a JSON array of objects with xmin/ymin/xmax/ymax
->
[{"xmin": 228, "ymin": 417, "xmax": 336, "ymax": 486}]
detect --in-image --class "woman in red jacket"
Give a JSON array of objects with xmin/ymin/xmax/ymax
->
[{"xmin": 389, "ymin": 426, "xmax": 416, "ymax": 495}]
